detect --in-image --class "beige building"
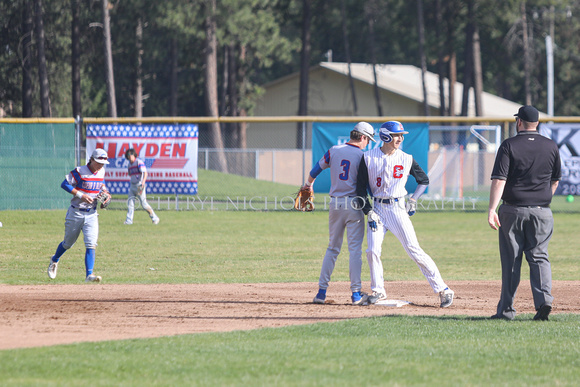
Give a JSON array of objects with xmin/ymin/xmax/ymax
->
[
  {"xmin": 249, "ymin": 61, "xmax": 534, "ymax": 149},
  {"xmin": 243, "ymin": 62, "xmax": 541, "ymax": 193}
]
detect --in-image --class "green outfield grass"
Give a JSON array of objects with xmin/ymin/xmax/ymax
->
[
  {"xmin": 1, "ymin": 315, "xmax": 579, "ymax": 386},
  {"xmin": 1, "ymin": 209, "xmax": 579, "ymax": 385},
  {"xmin": 0, "ymin": 210, "xmax": 578, "ymax": 284}
]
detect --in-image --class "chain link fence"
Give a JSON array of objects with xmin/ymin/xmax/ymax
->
[{"xmin": 2, "ymin": 118, "xmax": 579, "ymax": 213}]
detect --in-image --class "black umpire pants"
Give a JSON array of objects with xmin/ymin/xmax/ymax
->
[{"xmin": 495, "ymin": 204, "xmax": 554, "ymax": 320}]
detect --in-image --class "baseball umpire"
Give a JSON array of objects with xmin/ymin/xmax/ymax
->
[
  {"xmin": 356, "ymin": 121, "xmax": 454, "ymax": 307},
  {"xmin": 488, "ymin": 105, "xmax": 561, "ymax": 321},
  {"xmin": 47, "ymin": 148, "xmax": 111, "ymax": 282},
  {"xmin": 310, "ymin": 122, "xmax": 376, "ymax": 305}
]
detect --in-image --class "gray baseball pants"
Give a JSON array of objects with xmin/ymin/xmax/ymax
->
[
  {"xmin": 496, "ymin": 204, "xmax": 554, "ymax": 319},
  {"xmin": 318, "ymin": 197, "xmax": 364, "ymax": 293}
]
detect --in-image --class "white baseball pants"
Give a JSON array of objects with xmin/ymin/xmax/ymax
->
[
  {"xmin": 126, "ymin": 183, "xmax": 156, "ymax": 222},
  {"xmin": 62, "ymin": 206, "xmax": 99, "ymax": 249},
  {"xmin": 367, "ymin": 199, "xmax": 448, "ymax": 295}
]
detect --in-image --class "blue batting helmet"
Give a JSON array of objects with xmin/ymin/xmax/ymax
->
[{"xmin": 379, "ymin": 121, "xmax": 409, "ymax": 143}]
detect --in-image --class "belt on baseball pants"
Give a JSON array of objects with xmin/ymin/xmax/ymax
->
[
  {"xmin": 71, "ymin": 205, "xmax": 95, "ymax": 212},
  {"xmin": 503, "ymin": 201, "xmax": 548, "ymax": 209},
  {"xmin": 374, "ymin": 197, "xmax": 399, "ymax": 204}
]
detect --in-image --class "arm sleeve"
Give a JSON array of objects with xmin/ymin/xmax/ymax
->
[
  {"xmin": 355, "ymin": 157, "xmax": 373, "ymax": 215},
  {"xmin": 61, "ymin": 179, "xmax": 74, "ymax": 193},
  {"xmin": 410, "ymin": 184, "xmax": 428, "ymax": 200},
  {"xmin": 409, "ymin": 159, "xmax": 429, "ymax": 185},
  {"xmin": 309, "ymin": 162, "xmax": 324, "ymax": 179}
]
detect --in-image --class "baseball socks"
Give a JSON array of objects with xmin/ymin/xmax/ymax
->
[
  {"xmin": 52, "ymin": 242, "xmax": 67, "ymax": 262},
  {"xmin": 48, "ymin": 242, "xmax": 68, "ymax": 279}
]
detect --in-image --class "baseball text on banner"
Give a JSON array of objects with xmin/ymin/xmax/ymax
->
[
  {"xmin": 311, "ymin": 122, "xmax": 429, "ymax": 193},
  {"xmin": 86, "ymin": 124, "xmax": 198, "ymax": 195},
  {"xmin": 541, "ymin": 123, "xmax": 580, "ymax": 195}
]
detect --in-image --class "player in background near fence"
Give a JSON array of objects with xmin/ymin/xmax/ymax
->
[
  {"xmin": 47, "ymin": 148, "xmax": 110, "ymax": 283},
  {"xmin": 310, "ymin": 122, "xmax": 377, "ymax": 306},
  {"xmin": 356, "ymin": 121, "xmax": 455, "ymax": 308},
  {"xmin": 124, "ymin": 148, "xmax": 160, "ymax": 225},
  {"xmin": 488, "ymin": 105, "xmax": 561, "ymax": 321}
]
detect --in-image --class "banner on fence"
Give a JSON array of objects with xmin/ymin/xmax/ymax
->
[
  {"xmin": 86, "ymin": 124, "xmax": 198, "ymax": 195},
  {"xmin": 311, "ymin": 122, "xmax": 429, "ymax": 193},
  {"xmin": 541, "ymin": 123, "xmax": 580, "ymax": 195}
]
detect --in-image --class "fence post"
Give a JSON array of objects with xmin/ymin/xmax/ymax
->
[
  {"xmin": 255, "ymin": 150, "xmax": 260, "ymax": 179},
  {"xmin": 301, "ymin": 121, "xmax": 306, "ymax": 183},
  {"xmin": 75, "ymin": 115, "xmax": 82, "ymax": 165}
]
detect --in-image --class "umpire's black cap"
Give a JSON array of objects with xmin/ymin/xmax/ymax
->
[{"xmin": 514, "ymin": 105, "xmax": 539, "ymax": 122}]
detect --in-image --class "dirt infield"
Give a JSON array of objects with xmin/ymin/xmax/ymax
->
[{"xmin": 1, "ymin": 280, "xmax": 578, "ymax": 350}]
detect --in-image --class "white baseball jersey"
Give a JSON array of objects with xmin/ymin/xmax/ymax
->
[
  {"xmin": 364, "ymin": 147, "xmax": 412, "ymax": 199},
  {"xmin": 357, "ymin": 147, "xmax": 448, "ymax": 296},
  {"xmin": 66, "ymin": 165, "xmax": 106, "ymax": 210},
  {"xmin": 62, "ymin": 164, "xmax": 106, "ymax": 250},
  {"xmin": 317, "ymin": 143, "xmax": 364, "ymax": 197},
  {"xmin": 128, "ymin": 158, "xmax": 147, "ymax": 185}
]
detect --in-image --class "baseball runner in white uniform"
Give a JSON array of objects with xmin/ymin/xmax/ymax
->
[
  {"xmin": 124, "ymin": 148, "xmax": 159, "ymax": 225},
  {"xmin": 47, "ymin": 148, "xmax": 109, "ymax": 283},
  {"xmin": 309, "ymin": 122, "xmax": 376, "ymax": 305},
  {"xmin": 356, "ymin": 121, "xmax": 454, "ymax": 307}
]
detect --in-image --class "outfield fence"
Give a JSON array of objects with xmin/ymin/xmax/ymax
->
[{"xmin": 1, "ymin": 116, "xmax": 579, "ymax": 213}]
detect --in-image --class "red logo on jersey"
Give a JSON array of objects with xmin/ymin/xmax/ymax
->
[{"xmin": 393, "ymin": 165, "xmax": 404, "ymax": 178}]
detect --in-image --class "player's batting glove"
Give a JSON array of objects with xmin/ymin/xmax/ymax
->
[
  {"xmin": 368, "ymin": 209, "xmax": 381, "ymax": 232},
  {"xmin": 406, "ymin": 198, "xmax": 417, "ymax": 216}
]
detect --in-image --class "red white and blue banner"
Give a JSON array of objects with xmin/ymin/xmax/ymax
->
[
  {"xmin": 86, "ymin": 124, "xmax": 198, "ymax": 195},
  {"xmin": 540, "ymin": 123, "xmax": 580, "ymax": 195}
]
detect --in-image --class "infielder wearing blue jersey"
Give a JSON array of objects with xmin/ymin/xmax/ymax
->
[
  {"xmin": 310, "ymin": 122, "xmax": 376, "ymax": 306},
  {"xmin": 47, "ymin": 148, "xmax": 109, "ymax": 283},
  {"xmin": 356, "ymin": 121, "xmax": 454, "ymax": 308},
  {"xmin": 124, "ymin": 148, "xmax": 159, "ymax": 225}
]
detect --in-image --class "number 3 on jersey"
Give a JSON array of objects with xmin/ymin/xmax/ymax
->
[{"xmin": 339, "ymin": 159, "xmax": 350, "ymax": 180}]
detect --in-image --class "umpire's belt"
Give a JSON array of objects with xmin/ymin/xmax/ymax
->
[
  {"xmin": 71, "ymin": 205, "xmax": 95, "ymax": 212},
  {"xmin": 374, "ymin": 197, "xmax": 399, "ymax": 204},
  {"xmin": 503, "ymin": 201, "xmax": 548, "ymax": 209}
]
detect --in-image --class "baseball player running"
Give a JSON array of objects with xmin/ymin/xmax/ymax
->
[
  {"xmin": 124, "ymin": 148, "xmax": 159, "ymax": 225},
  {"xmin": 310, "ymin": 122, "xmax": 376, "ymax": 305},
  {"xmin": 356, "ymin": 121, "xmax": 454, "ymax": 307},
  {"xmin": 47, "ymin": 148, "xmax": 110, "ymax": 283}
]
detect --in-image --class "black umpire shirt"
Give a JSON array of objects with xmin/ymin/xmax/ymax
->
[{"xmin": 491, "ymin": 130, "xmax": 562, "ymax": 207}]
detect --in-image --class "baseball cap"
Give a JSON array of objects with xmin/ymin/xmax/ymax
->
[
  {"xmin": 353, "ymin": 122, "xmax": 377, "ymax": 142},
  {"xmin": 91, "ymin": 148, "xmax": 110, "ymax": 164},
  {"xmin": 514, "ymin": 105, "xmax": 539, "ymax": 122}
]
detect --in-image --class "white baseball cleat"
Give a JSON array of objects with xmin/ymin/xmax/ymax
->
[
  {"xmin": 85, "ymin": 274, "xmax": 102, "ymax": 283},
  {"xmin": 439, "ymin": 288, "xmax": 454, "ymax": 308},
  {"xmin": 152, "ymin": 217, "xmax": 160, "ymax": 225},
  {"xmin": 124, "ymin": 220, "xmax": 133, "ymax": 225},
  {"xmin": 47, "ymin": 258, "xmax": 58, "ymax": 279},
  {"xmin": 367, "ymin": 291, "xmax": 387, "ymax": 305}
]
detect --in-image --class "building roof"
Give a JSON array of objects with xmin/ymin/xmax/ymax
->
[{"xmin": 315, "ymin": 62, "xmax": 544, "ymax": 118}]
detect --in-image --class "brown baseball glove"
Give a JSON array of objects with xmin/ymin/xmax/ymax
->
[
  {"xmin": 294, "ymin": 186, "xmax": 314, "ymax": 212},
  {"xmin": 95, "ymin": 187, "xmax": 112, "ymax": 209}
]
